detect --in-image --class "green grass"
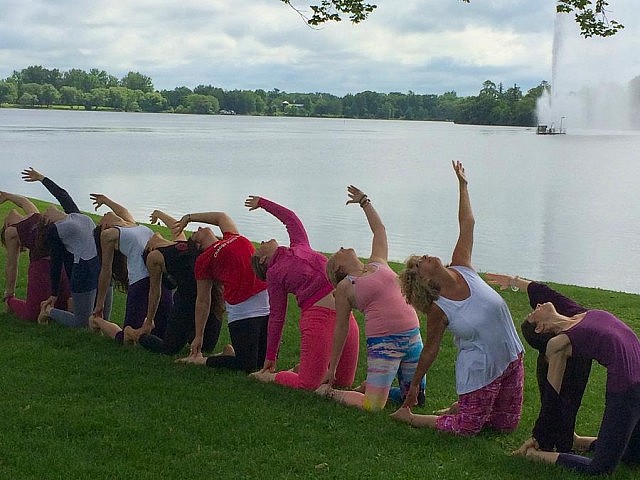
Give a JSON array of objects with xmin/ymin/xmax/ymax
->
[{"xmin": 1, "ymin": 200, "xmax": 639, "ymax": 479}]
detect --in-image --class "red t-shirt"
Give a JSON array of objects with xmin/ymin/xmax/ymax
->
[{"xmin": 194, "ymin": 232, "xmax": 266, "ymax": 305}]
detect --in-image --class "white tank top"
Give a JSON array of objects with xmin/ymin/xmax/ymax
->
[
  {"xmin": 435, "ymin": 266, "xmax": 524, "ymax": 394},
  {"xmin": 115, "ymin": 225, "xmax": 153, "ymax": 285}
]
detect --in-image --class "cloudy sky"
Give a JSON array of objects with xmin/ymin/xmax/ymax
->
[{"xmin": 1, "ymin": 0, "xmax": 638, "ymax": 97}]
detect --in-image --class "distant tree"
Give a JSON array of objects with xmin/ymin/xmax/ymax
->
[
  {"xmin": 185, "ymin": 94, "xmax": 219, "ymax": 114},
  {"xmin": 0, "ymin": 81, "xmax": 18, "ymax": 104},
  {"xmin": 89, "ymin": 69, "xmax": 119, "ymax": 89},
  {"xmin": 21, "ymin": 83, "xmax": 43, "ymax": 98},
  {"xmin": 18, "ymin": 92, "xmax": 38, "ymax": 107},
  {"xmin": 12, "ymin": 66, "xmax": 62, "ymax": 87},
  {"xmin": 83, "ymin": 88, "xmax": 108, "ymax": 110},
  {"xmin": 139, "ymin": 92, "xmax": 168, "ymax": 112},
  {"xmin": 39, "ymin": 84, "xmax": 60, "ymax": 106},
  {"xmin": 283, "ymin": 1, "xmax": 623, "ymax": 37},
  {"xmin": 59, "ymin": 86, "xmax": 83, "ymax": 108},
  {"xmin": 161, "ymin": 86, "xmax": 193, "ymax": 109},
  {"xmin": 120, "ymin": 72, "xmax": 154, "ymax": 93}
]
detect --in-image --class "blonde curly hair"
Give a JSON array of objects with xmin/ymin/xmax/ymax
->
[{"xmin": 399, "ymin": 255, "xmax": 441, "ymax": 313}]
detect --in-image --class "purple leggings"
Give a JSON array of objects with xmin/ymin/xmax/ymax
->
[
  {"xmin": 7, "ymin": 257, "xmax": 70, "ymax": 321},
  {"xmin": 274, "ymin": 306, "xmax": 360, "ymax": 390}
]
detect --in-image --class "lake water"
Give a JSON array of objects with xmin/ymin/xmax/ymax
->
[{"xmin": 2, "ymin": 108, "xmax": 640, "ymax": 294}]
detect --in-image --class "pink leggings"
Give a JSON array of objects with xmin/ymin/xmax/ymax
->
[
  {"xmin": 274, "ymin": 306, "xmax": 360, "ymax": 391},
  {"xmin": 436, "ymin": 354, "xmax": 524, "ymax": 436},
  {"xmin": 7, "ymin": 257, "xmax": 70, "ymax": 321}
]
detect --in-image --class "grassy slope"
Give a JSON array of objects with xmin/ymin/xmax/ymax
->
[{"xmin": 0, "ymin": 200, "xmax": 638, "ymax": 479}]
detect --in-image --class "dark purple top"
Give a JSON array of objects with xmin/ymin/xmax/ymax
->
[{"xmin": 564, "ymin": 310, "xmax": 640, "ymax": 393}]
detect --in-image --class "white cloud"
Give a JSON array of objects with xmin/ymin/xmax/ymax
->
[{"xmin": 0, "ymin": 0, "xmax": 637, "ymax": 96}]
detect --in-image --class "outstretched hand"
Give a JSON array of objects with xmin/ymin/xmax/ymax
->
[
  {"xmin": 452, "ymin": 160, "xmax": 468, "ymax": 185},
  {"xmin": 149, "ymin": 209, "xmax": 163, "ymax": 225},
  {"xmin": 484, "ymin": 273, "xmax": 512, "ymax": 290},
  {"xmin": 244, "ymin": 195, "xmax": 261, "ymax": 211},
  {"xmin": 172, "ymin": 215, "xmax": 189, "ymax": 237},
  {"xmin": 21, "ymin": 167, "xmax": 44, "ymax": 183},
  {"xmin": 346, "ymin": 185, "xmax": 367, "ymax": 206},
  {"xmin": 89, "ymin": 193, "xmax": 108, "ymax": 211}
]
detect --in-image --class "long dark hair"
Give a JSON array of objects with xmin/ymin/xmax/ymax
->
[{"xmin": 93, "ymin": 226, "xmax": 129, "ymax": 292}]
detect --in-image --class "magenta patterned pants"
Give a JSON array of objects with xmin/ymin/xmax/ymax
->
[{"xmin": 436, "ymin": 354, "xmax": 524, "ymax": 436}]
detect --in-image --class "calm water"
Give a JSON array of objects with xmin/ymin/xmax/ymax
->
[{"xmin": 2, "ymin": 108, "xmax": 640, "ymax": 294}]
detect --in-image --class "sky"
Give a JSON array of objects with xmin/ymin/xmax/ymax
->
[{"xmin": 1, "ymin": 0, "xmax": 638, "ymax": 97}]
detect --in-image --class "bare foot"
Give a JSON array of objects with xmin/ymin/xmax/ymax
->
[
  {"xmin": 176, "ymin": 353, "xmax": 207, "ymax": 365},
  {"xmin": 37, "ymin": 303, "xmax": 50, "ymax": 325},
  {"xmin": 434, "ymin": 401, "xmax": 459, "ymax": 415},
  {"xmin": 315, "ymin": 384, "xmax": 334, "ymax": 398},
  {"xmin": 353, "ymin": 382, "xmax": 366, "ymax": 393},
  {"xmin": 88, "ymin": 315, "xmax": 101, "ymax": 333},
  {"xmin": 390, "ymin": 406, "xmax": 414, "ymax": 425},
  {"xmin": 213, "ymin": 344, "xmax": 235, "ymax": 356},
  {"xmin": 249, "ymin": 370, "xmax": 276, "ymax": 383}
]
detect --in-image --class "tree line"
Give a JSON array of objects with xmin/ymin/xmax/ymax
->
[{"xmin": 0, "ymin": 65, "xmax": 549, "ymax": 126}]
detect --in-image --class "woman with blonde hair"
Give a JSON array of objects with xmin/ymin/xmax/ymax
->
[
  {"xmin": 317, "ymin": 185, "xmax": 426, "ymax": 411},
  {"xmin": 391, "ymin": 161, "xmax": 524, "ymax": 436}
]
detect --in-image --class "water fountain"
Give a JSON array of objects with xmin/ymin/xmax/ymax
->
[{"xmin": 536, "ymin": 10, "xmax": 640, "ymax": 133}]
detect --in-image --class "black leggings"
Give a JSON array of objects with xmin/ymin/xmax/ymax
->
[
  {"xmin": 206, "ymin": 315, "xmax": 269, "ymax": 373},
  {"xmin": 138, "ymin": 300, "xmax": 222, "ymax": 355},
  {"xmin": 557, "ymin": 384, "xmax": 640, "ymax": 474}
]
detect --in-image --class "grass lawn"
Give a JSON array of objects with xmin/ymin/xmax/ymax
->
[{"xmin": 1, "ymin": 200, "xmax": 639, "ymax": 479}]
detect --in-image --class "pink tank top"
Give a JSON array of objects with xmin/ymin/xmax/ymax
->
[{"xmin": 349, "ymin": 262, "xmax": 419, "ymax": 337}]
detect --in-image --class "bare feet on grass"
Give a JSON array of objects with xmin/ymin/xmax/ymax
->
[
  {"xmin": 249, "ymin": 370, "xmax": 277, "ymax": 383},
  {"xmin": 390, "ymin": 406, "xmax": 414, "ymax": 425},
  {"xmin": 213, "ymin": 344, "xmax": 235, "ymax": 357},
  {"xmin": 434, "ymin": 401, "xmax": 459, "ymax": 415},
  {"xmin": 176, "ymin": 353, "xmax": 207, "ymax": 365},
  {"xmin": 314, "ymin": 384, "xmax": 334, "ymax": 398}
]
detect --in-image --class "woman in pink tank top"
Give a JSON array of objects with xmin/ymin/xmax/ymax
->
[{"xmin": 317, "ymin": 185, "xmax": 426, "ymax": 411}]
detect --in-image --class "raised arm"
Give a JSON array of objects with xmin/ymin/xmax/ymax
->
[
  {"xmin": 173, "ymin": 212, "xmax": 238, "ymax": 237},
  {"xmin": 150, "ymin": 209, "xmax": 186, "ymax": 241},
  {"xmin": 23, "ymin": 168, "xmax": 81, "ymax": 214},
  {"xmin": 0, "ymin": 191, "xmax": 39, "ymax": 216},
  {"xmin": 90, "ymin": 194, "xmax": 136, "ymax": 223},
  {"xmin": 245, "ymin": 196, "xmax": 309, "ymax": 247},
  {"xmin": 346, "ymin": 185, "xmax": 387, "ymax": 263},
  {"xmin": 450, "ymin": 161, "xmax": 474, "ymax": 268}
]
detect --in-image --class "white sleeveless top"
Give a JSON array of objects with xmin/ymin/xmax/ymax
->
[
  {"xmin": 435, "ymin": 266, "xmax": 524, "ymax": 394},
  {"xmin": 115, "ymin": 225, "xmax": 153, "ymax": 285}
]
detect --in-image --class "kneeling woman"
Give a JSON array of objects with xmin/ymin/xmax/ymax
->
[
  {"xmin": 245, "ymin": 195, "xmax": 359, "ymax": 390},
  {"xmin": 520, "ymin": 297, "xmax": 640, "ymax": 474},
  {"xmin": 90, "ymin": 194, "xmax": 171, "ymax": 343},
  {"xmin": 319, "ymin": 185, "xmax": 426, "ymax": 412},
  {"xmin": 393, "ymin": 161, "xmax": 524, "ymax": 436},
  {"xmin": 126, "ymin": 210, "xmax": 224, "ymax": 355}
]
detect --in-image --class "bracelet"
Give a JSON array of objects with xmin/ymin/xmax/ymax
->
[
  {"xmin": 359, "ymin": 196, "xmax": 371, "ymax": 208},
  {"xmin": 510, "ymin": 276, "xmax": 520, "ymax": 292}
]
